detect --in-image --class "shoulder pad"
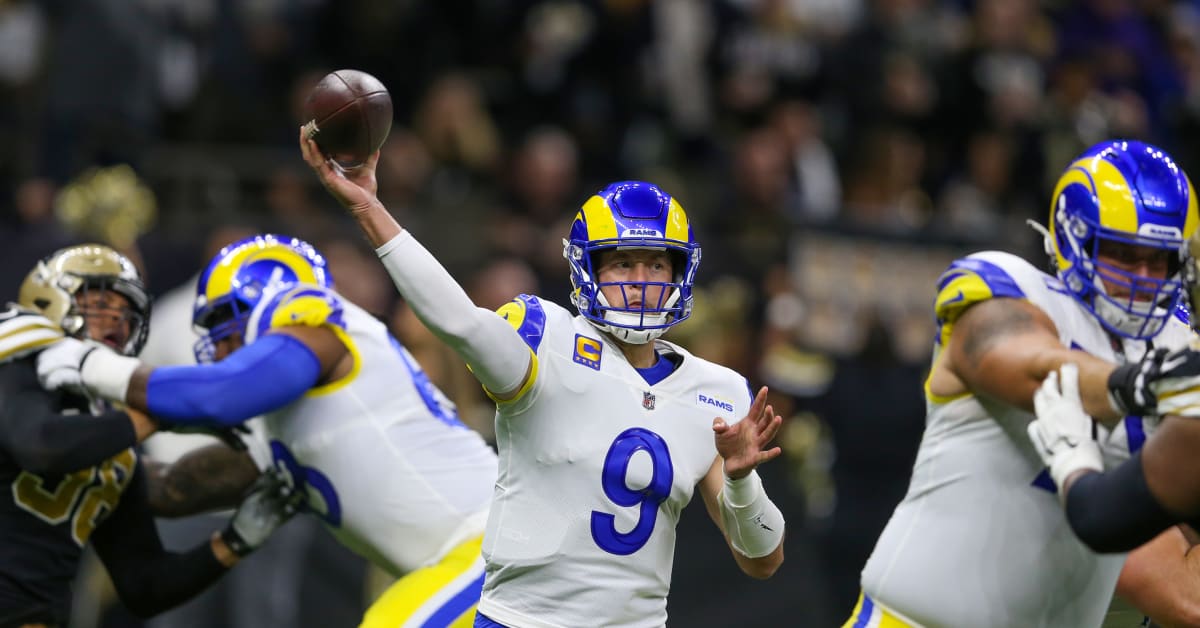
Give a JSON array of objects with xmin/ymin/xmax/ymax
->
[
  {"xmin": 0, "ymin": 308, "xmax": 64, "ymax": 363},
  {"xmin": 934, "ymin": 255, "xmax": 1027, "ymax": 345},
  {"xmin": 495, "ymin": 294, "xmax": 547, "ymax": 354},
  {"xmin": 245, "ymin": 284, "xmax": 346, "ymax": 344}
]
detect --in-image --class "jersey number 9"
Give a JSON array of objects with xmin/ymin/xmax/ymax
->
[{"xmin": 591, "ymin": 427, "xmax": 673, "ymax": 555}]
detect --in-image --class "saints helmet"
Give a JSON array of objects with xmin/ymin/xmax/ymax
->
[
  {"xmin": 193, "ymin": 234, "xmax": 331, "ymax": 362},
  {"xmin": 18, "ymin": 244, "xmax": 151, "ymax": 356},
  {"xmin": 564, "ymin": 181, "xmax": 701, "ymax": 344},
  {"xmin": 1048, "ymin": 140, "xmax": 1198, "ymax": 340}
]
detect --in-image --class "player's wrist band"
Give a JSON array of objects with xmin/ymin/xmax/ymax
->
[
  {"xmin": 723, "ymin": 471, "xmax": 764, "ymax": 507},
  {"xmin": 719, "ymin": 470, "xmax": 785, "ymax": 559},
  {"xmin": 81, "ymin": 350, "xmax": 140, "ymax": 402}
]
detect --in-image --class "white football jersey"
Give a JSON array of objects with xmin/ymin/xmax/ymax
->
[
  {"xmin": 860, "ymin": 251, "xmax": 1193, "ymax": 628},
  {"xmin": 242, "ymin": 284, "xmax": 499, "ymax": 576},
  {"xmin": 476, "ymin": 295, "xmax": 751, "ymax": 628}
]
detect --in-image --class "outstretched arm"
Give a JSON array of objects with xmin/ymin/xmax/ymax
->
[
  {"xmin": 93, "ymin": 462, "xmax": 298, "ymax": 617},
  {"xmin": 1029, "ymin": 365, "xmax": 1200, "ymax": 552},
  {"xmin": 41, "ymin": 333, "xmax": 323, "ymax": 428},
  {"xmin": 145, "ymin": 445, "xmax": 261, "ymax": 518},
  {"xmin": 699, "ymin": 386, "xmax": 785, "ymax": 579},
  {"xmin": 942, "ymin": 298, "xmax": 1123, "ymax": 425},
  {"xmin": 298, "ymin": 129, "xmax": 532, "ymax": 399},
  {"xmin": 0, "ymin": 361, "xmax": 157, "ymax": 475}
]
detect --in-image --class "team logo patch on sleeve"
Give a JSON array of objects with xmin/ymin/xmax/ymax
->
[
  {"xmin": 573, "ymin": 334, "xmax": 603, "ymax": 370},
  {"xmin": 697, "ymin": 393, "xmax": 735, "ymax": 413}
]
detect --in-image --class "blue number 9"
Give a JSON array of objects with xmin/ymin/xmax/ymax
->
[{"xmin": 591, "ymin": 427, "xmax": 674, "ymax": 555}]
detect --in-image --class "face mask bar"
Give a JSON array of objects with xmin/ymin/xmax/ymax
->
[
  {"xmin": 192, "ymin": 299, "xmax": 249, "ymax": 363},
  {"xmin": 1057, "ymin": 218, "xmax": 1187, "ymax": 340},
  {"xmin": 592, "ymin": 279, "xmax": 680, "ymax": 329},
  {"xmin": 71, "ymin": 280, "xmax": 150, "ymax": 357}
]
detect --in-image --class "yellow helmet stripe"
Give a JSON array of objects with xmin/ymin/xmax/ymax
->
[
  {"xmin": 581, "ymin": 195, "xmax": 618, "ymax": 241},
  {"xmin": 1084, "ymin": 156, "xmax": 1138, "ymax": 233},
  {"xmin": 1184, "ymin": 176, "xmax": 1199, "ymax": 239},
  {"xmin": 205, "ymin": 246, "xmax": 319, "ymax": 301},
  {"xmin": 665, "ymin": 198, "xmax": 689, "ymax": 242}
]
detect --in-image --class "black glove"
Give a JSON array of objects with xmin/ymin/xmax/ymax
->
[
  {"xmin": 220, "ymin": 469, "xmax": 302, "ymax": 557},
  {"xmin": 1107, "ymin": 346, "xmax": 1200, "ymax": 416}
]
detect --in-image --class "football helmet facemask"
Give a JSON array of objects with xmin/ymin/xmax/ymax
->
[
  {"xmin": 1047, "ymin": 140, "xmax": 1198, "ymax": 340},
  {"xmin": 18, "ymin": 244, "xmax": 151, "ymax": 356},
  {"xmin": 564, "ymin": 181, "xmax": 701, "ymax": 345}
]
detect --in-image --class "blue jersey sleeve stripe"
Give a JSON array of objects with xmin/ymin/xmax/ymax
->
[
  {"xmin": 515, "ymin": 294, "xmax": 546, "ymax": 353},
  {"xmin": 937, "ymin": 258, "xmax": 1025, "ymax": 299}
]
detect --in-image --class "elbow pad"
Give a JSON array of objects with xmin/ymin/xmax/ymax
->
[{"xmin": 719, "ymin": 471, "xmax": 785, "ymax": 559}]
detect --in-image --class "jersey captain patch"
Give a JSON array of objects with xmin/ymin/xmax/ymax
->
[{"xmin": 573, "ymin": 334, "xmax": 602, "ymax": 370}]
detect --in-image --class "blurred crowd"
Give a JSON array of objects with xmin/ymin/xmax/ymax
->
[{"xmin": 3, "ymin": 0, "xmax": 1199, "ymax": 625}]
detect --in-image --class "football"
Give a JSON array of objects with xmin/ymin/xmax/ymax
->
[{"xmin": 303, "ymin": 69, "xmax": 393, "ymax": 168}]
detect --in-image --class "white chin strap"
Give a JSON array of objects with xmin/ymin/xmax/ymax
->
[{"xmin": 590, "ymin": 289, "xmax": 681, "ymax": 345}]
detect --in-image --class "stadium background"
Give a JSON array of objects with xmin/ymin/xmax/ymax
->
[{"xmin": 1, "ymin": 0, "xmax": 1197, "ymax": 625}]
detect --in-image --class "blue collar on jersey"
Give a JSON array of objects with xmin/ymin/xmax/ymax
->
[{"xmin": 636, "ymin": 351, "xmax": 680, "ymax": 386}]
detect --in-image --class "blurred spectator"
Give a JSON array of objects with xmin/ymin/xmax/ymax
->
[
  {"xmin": 805, "ymin": 314, "xmax": 926, "ymax": 617},
  {"xmin": 0, "ymin": 178, "xmax": 76, "ymax": 297}
]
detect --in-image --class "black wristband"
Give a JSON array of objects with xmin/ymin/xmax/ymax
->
[
  {"xmin": 1106, "ymin": 362, "xmax": 1145, "ymax": 415},
  {"xmin": 220, "ymin": 525, "xmax": 254, "ymax": 557}
]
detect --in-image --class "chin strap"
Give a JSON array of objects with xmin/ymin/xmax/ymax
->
[{"xmin": 1026, "ymin": 219, "xmax": 1055, "ymax": 261}]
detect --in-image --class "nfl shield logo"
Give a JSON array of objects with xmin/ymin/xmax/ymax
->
[{"xmin": 642, "ymin": 391, "xmax": 656, "ymax": 411}]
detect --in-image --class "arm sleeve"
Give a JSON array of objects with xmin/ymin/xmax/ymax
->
[
  {"xmin": 91, "ymin": 461, "xmax": 229, "ymax": 618},
  {"xmin": 146, "ymin": 334, "xmax": 320, "ymax": 427},
  {"xmin": 376, "ymin": 231, "xmax": 532, "ymax": 395},
  {"xmin": 1064, "ymin": 450, "xmax": 1180, "ymax": 553},
  {"xmin": 0, "ymin": 361, "xmax": 136, "ymax": 475}
]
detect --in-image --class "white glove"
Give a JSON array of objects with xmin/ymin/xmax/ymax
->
[
  {"xmin": 35, "ymin": 336, "xmax": 141, "ymax": 401},
  {"xmin": 35, "ymin": 337, "xmax": 105, "ymax": 394},
  {"xmin": 1027, "ymin": 363, "xmax": 1103, "ymax": 493},
  {"xmin": 220, "ymin": 469, "xmax": 303, "ymax": 556}
]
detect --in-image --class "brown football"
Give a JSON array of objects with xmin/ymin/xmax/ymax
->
[{"xmin": 303, "ymin": 69, "xmax": 393, "ymax": 168}]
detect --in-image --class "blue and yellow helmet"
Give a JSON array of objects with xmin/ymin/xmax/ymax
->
[
  {"xmin": 564, "ymin": 181, "xmax": 701, "ymax": 344},
  {"xmin": 1049, "ymin": 140, "xmax": 1198, "ymax": 339},
  {"xmin": 192, "ymin": 234, "xmax": 332, "ymax": 362}
]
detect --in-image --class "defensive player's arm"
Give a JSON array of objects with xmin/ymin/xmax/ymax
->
[
  {"xmin": 1116, "ymin": 527, "xmax": 1200, "ymax": 627},
  {"xmin": 90, "ymin": 460, "xmax": 237, "ymax": 618},
  {"xmin": 145, "ymin": 445, "xmax": 261, "ymax": 518},
  {"xmin": 1058, "ymin": 417, "xmax": 1200, "ymax": 552},
  {"xmin": 941, "ymin": 297, "xmax": 1124, "ymax": 425},
  {"xmin": 0, "ymin": 361, "xmax": 157, "ymax": 475},
  {"xmin": 297, "ymin": 131, "xmax": 532, "ymax": 400}
]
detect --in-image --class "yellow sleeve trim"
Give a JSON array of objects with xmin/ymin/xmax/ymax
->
[
  {"xmin": 305, "ymin": 325, "xmax": 361, "ymax": 397},
  {"xmin": 482, "ymin": 347, "xmax": 539, "ymax": 405}
]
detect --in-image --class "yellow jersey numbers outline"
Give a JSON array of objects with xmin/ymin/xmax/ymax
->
[{"xmin": 13, "ymin": 449, "xmax": 137, "ymax": 546}]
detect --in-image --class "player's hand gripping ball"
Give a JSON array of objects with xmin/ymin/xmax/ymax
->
[{"xmin": 302, "ymin": 69, "xmax": 393, "ymax": 169}]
